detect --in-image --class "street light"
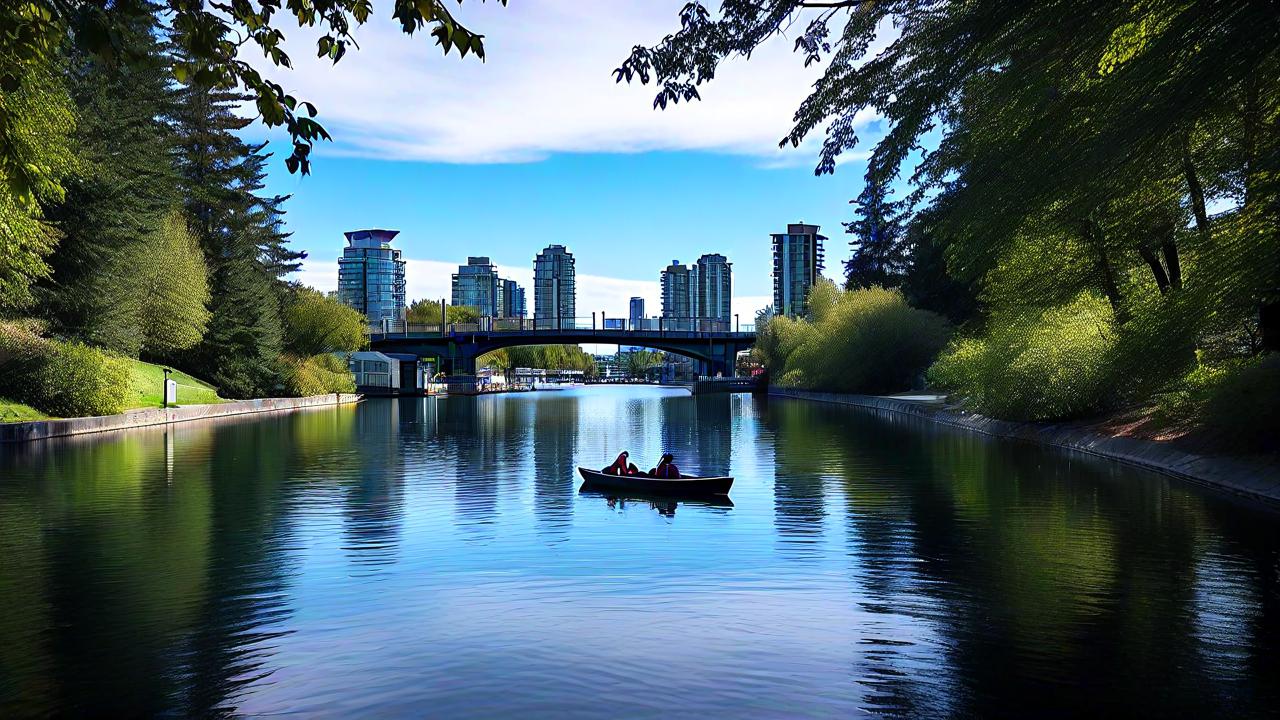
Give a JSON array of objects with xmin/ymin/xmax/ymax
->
[
  {"xmin": 735, "ymin": 314, "xmax": 739, "ymax": 333},
  {"xmin": 162, "ymin": 368, "xmax": 173, "ymax": 409}
]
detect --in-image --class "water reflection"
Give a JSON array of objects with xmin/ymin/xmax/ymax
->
[
  {"xmin": 0, "ymin": 389, "xmax": 1277, "ymax": 718},
  {"xmin": 577, "ymin": 487, "xmax": 736, "ymax": 517}
]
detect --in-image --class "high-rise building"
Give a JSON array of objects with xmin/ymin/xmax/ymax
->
[
  {"xmin": 693, "ymin": 253, "xmax": 732, "ymax": 325},
  {"xmin": 771, "ymin": 222, "xmax": 826, "ymax": 317},
  {"xmin": 629, "ymin": 297, "xmax": 645, "ymax": 327},
  {"xmin": 660, "ymin": 260, "xmax": 695, "ymax": 319},
  {"xmin": 452, "ymin": 256, "xmax": 499, "ymax": 316},
  {"xmin": 497, "ymin": 278, "xmax": 527, "ymax": 318},
  {"xmin": 533, "ymin": 245, "xmax": 575, "ymax": 326},
  {"xmin": 338, "ymin": 229, "xmax": 407, "ymax": 323}
]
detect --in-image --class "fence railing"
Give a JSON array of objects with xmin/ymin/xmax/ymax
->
[{"xmin": 370, "ymin": 317, "xmax": 755, "ymax": 336}]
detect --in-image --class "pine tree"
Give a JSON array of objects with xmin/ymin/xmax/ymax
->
[
  {"xmin": 844, "ymin": 188, "xmax": 907, "ymax": 290},
  {"xmin": 38, "ymin": 0, "xmax": 178, "ymax": 352},
  {"xmin": 171, "ymin": 76, "xmax": 304, "ymax": 398}
]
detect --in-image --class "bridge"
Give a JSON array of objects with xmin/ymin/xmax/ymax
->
[{"xmin": 368, "ymin": 317, "xmax": 756, "ymax": 389}]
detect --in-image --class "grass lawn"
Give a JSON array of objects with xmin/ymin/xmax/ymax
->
[
  {"xmin": 126, "ymin": 359, "xmax": 224, "ymax": 410},
  {"xmin": 0, "ymin": 398, "xmax": 50, "ymax": 422}
]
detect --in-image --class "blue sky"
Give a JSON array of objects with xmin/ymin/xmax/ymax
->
[{"xmin": 261, "ymin": 1, "xmax": 887, "ymax": 320}]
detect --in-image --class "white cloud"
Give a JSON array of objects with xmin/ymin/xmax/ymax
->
[{"xmin": 266, "ymin": 2, "xmax": 885, "ymax": 164}]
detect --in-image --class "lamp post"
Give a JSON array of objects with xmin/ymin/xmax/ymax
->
[
  {"xmin": 735, "ymin": 314, "xmax": 739, "ymax": 333},
  {"xmin": 162, "ymin": 368, "xmax": 172, "ymax": 409}
]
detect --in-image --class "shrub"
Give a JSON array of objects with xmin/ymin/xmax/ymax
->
[
  {"xmin": 762, "ymin": 284, "xmax": 950, "ymax": 394},
  {"xmin": 0, "ymin": 323, "xmax": 130, "ymax": 417},
  {"xmin": 282, "ymin": 353, "xmax": 355, "ymax": 396},
  {"xmin": 927, "ymin": 292, "xmax": 1118, "ymax": 421},
  {"xmin": 1200, "ymin": 356, "xmax": 1280, "ymax": 453}
]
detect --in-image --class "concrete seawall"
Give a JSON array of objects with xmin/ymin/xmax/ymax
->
[
  {"xmin": 769, "ymin": 388, "xmax": 1280, "ymax": 506},
  {"xmin": 0, "ymin": 394, "xmax": 362, "ymax": 444}
]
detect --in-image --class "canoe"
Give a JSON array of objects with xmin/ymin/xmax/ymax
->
[{"xmin": 577, "ymin": 467, "xmax": 733, "ymax": 496}]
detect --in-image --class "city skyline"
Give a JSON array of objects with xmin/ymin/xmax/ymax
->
[{"xmin": 325, "ymin": 229, "xmax": 783, "ymax": 322}]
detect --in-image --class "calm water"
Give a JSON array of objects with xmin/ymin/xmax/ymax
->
[{"xmin": 1, "ymin": 386, "xmax": 1277, "ymax": 718}]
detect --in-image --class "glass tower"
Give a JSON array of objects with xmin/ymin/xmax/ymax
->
[
  {"xmin": 694, "ymin": 253, "xmax": 732, "ymax": 325},
  {"xmin": 533, "ymin": 245, "xmax": 575, "ymax": 326},
  {"xmin": 497, "ymin": 278, "xmax": 527, "ymax": 318},
  {"xmin": 337, "ymin": 229, "xmax": 407, "ymax": 323},
  {"xmin": 452, "ymin": 257, "xmax": 499, "ymax": 317},
  {"xmin": 771, "ymin": 223, "xmax": 826, "ymax": 318},
  {"xmin": 660, "ymin": 260, "xmax": 695, "ymax": 319},
  {"xmin": 629, "ymin": 297, "xmax": 645, "ymax": 326}
]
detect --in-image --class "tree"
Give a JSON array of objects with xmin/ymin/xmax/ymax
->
[
  {"xmin": 284, "ymin": 286, "xmax": 367, "ymax": 355},
  {"xmin": 40, "ymin": 0, "xmax": 180, "ymax": 354},
  {"xmin": 172, "ymin": 75, "xmax": 300, "ymax": 397},
  {"xmin": 845, "ymin": 185, "xmax": 909, "ymax": 290},
  {"xmin": 5, "ymin": 0, "xmax": 506, "ymax": 178},
  {"xmin": 446, "ymin": 305, "xmax": 481, "ymax": 324},
  {"xmin": 623, "ymin": 350, "xmax": 662, "ymax": 380},
  {"xmin": 406, "ymin": 298, "xmax": 443, "ymax": 324},
  {"xmin": 0, "ymin": 7, "xmax": 75, "ymax": 313},
  {"xmin": 624, "ymin": 1, "xmax": 1280, "ymax": 415},
  {"xmin": 135, "ymin": 211, "xmax": 212, "ymax": 357}
]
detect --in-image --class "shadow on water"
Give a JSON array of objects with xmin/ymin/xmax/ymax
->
[
  {"xmin": 761, "ymin": 396, "xmax": 1280, "ymax": 718},
  {"xmin": 577, "ymin": 485, "xmax": 735, "ymax": 518}
]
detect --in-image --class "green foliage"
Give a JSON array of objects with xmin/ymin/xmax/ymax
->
[
  {"xmin": 406, "ymin": 300, "xmax": 478, "ymax": 326},
  {"xmin": 40, "ymin": 4, "xmax": 180, "ymax": 355},
  {"xmin": 630, "ymin": 1, "xmax": 1280, "ymax": 434},
  {"xmin": 0, "ymin": 323, "xmax": 130, "ymax": 417},
  {"xmin": 406, "ymin": 298, "xmax": 443, "ymax": 324},
  {"xmin": 495, "ymin": 345, "xmax": 599, "ymax": 375},
  {"xmin": 0, "ymin": 40, "xmax": 75, "ymax": 312},
  {"xmin": 622, "ymin": 350, "xmax": 662, "ymax": 379},
  {"xmin": 1200, "ymin": 357, "xmax": 1280, "ymax": 453},
  {"xmin": 759, "ymin": 283, "xmax": 951, "ymax": 394},
  {"xmin": 4, "ymin": 1, "xmax": 505, "ymax": 178},
  {"xmin": 175, "ymin": 83, "xmax": 299, "ymax": 399},
  {"xmin": 929, "ymin": 293, "xmax": 1119, "ymax": 421},
  {"xmin": 281, "ymin": 353, "xmax": 356, "ymax": 396},
  {"xmin": 135, "ymin": 212, "xmax": 212, "ymax": 357},
  {"xmin": 284, "ymin": 286, "xmax": 367, "ymax": 355}
]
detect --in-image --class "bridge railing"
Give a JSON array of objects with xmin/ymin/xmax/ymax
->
[{"xmin": 370, "ymin": 317, "xmax": 755, "ymax": 336}]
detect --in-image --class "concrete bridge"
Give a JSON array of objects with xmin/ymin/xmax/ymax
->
[{"xmin": 368, "ymin": 318, "xmax": 756, "ymax": 388}]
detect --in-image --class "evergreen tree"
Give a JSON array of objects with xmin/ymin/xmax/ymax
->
[
  {"xmin": 844, "ymin": 188, "xmax": 907, "ymax": 290},
  {"xmin": 40, "ymin": 0, "xmax": 178, "ymax": 354},
  {"xmin": 171, "ymin": 77, "xmax": 304, "ymax": 398}
]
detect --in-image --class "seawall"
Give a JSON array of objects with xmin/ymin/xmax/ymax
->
[
  {"xmin": 0, "ymin": 394, "xmax": 362, "ymax": 444},
  {"xmin": 768, "ymin": 388, "xmax": 1280, "ymax": 506}
]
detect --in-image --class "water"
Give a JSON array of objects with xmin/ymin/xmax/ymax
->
[{"xmin": 1, "ymin": 386, "xmax": 1277, "ymax": 718}]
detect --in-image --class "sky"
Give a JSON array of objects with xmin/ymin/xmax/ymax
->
[{"xmin": 260, "ymin": 1, "xmax": 886, "ymax": 323}]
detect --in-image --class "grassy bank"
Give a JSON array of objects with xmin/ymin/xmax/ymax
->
[
  {"xmin": 0, "ymin": 399, "xmax": 49, "ymax": 423},
  {"xmin": 125, "ymin": 359, "xmax": 223, "ymax": 409}
]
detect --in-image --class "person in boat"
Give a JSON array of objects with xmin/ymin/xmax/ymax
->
[
  {"xmin": 602, "ymin": 452, "xmax": 640, "ymax": 476},
  {"xmin": 648, "ymin": 452, "xmax": 680, "ymax": 479}
]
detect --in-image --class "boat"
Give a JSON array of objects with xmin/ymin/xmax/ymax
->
[{"xmin": 577, "ymin": 467, "xmax": 734, "ymax": 496}]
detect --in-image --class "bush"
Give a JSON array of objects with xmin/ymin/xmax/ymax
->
[
  {"xmin": 281, "ymin": 353, "xmax": 355, "ymax": 396},
  {"xmin": 927, "ymin": 292, "xmax": 1118, "ymax": 421},
  {"xmin": 0, "ymin": 323, "xmax": 130, "ymax": 417},
  {"xmin": 761, "ymin": 284, "xmax": 951, "ymax": 394},
  {"xmin": 1200, "ymin": 356, "xmax": 1280, "ymax": 453}
]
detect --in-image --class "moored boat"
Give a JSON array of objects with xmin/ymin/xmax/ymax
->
[{"xmin": 577, "ymin": 467, "xmax": 733, "ymax": 496}]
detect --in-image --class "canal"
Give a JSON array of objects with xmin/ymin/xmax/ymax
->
[{"xmin": 1, "ymin": 386, "xmax": 1277, "ymax": 717}]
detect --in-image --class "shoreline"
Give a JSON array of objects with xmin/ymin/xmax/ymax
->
[
  {"xmin": 0, "ymin": 393, "xmax": 362, "ymax": 444},
  {"xmin": 768, "ymin": 388, "xmax": 1280, "ymax": 506}
]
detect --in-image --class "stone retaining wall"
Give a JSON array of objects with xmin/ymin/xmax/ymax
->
[
  {"xmin": 769, "ymin": 388, "xmax": 1280, "ymax": 506},
  {"xmin": 0, "ymin": 394, "xmax": 362, "ymax": 444}
]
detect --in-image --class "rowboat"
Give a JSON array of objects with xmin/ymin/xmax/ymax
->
[{"xmin": 577, "ymin": 467, "xmax": 734, "ymax": 496}]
